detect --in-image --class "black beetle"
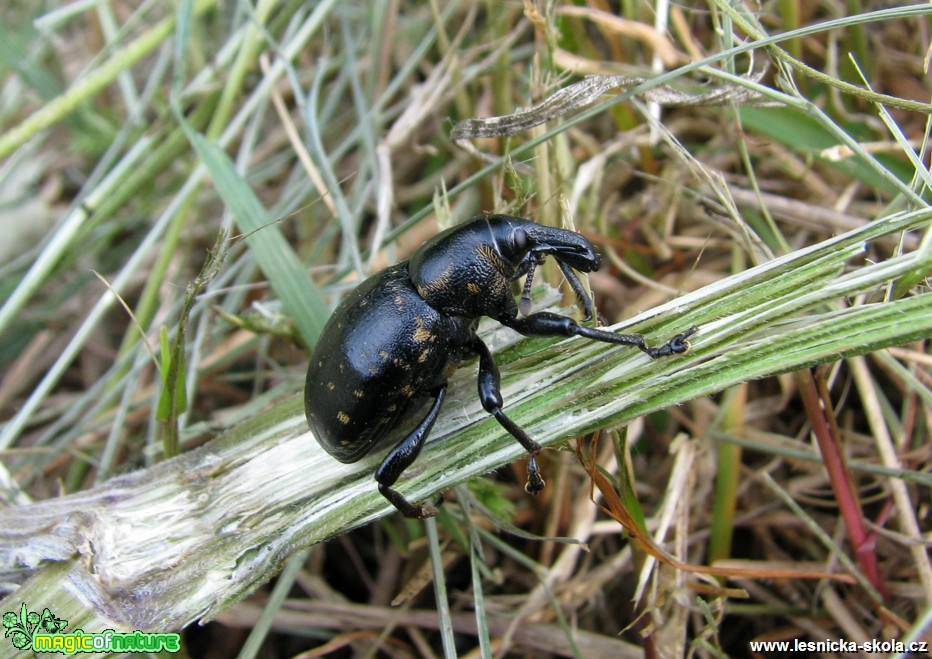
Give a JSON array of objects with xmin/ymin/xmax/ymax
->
[{"xmin": 305, "ymin": 215, "xmax": 695, "ymax": 518}]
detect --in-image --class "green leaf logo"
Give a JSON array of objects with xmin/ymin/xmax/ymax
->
[{"xmin": 2, "ymin": 603, "xmax": 67, "ymax": 652}]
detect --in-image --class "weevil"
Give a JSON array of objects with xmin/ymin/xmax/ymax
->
[{"xmin": 304, "ymin": 215, "xmax": 696, "ymax": 518}]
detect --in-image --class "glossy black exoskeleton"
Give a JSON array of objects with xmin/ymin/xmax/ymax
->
[{"xmin": 305, "ymin": 215, "xmax": 695, "ymax": 518}]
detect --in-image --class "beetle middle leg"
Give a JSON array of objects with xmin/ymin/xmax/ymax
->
[
  {"xmin": 502, "ymin": 312, "xmax": 697, "ymax": 358},
  {"xmin": 471, "ymin": 337, "xmax": 546, "ymax": 495},
  {"xmin": 375, "ymin": 387, "xmax": 447, "ymax": 518}
]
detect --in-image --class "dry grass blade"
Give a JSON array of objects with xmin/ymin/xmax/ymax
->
[{"xmin": 574, "ymin": 434, "xmax": 857, "ymax": 585}]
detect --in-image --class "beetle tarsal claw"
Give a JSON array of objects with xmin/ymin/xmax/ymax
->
[
  {"xmin": 525, "ymin": 473, "xmax": 546, "ymax": 495},
  {"xmin": 525, "ymin": 455, "xmax": 546, "ymax": 495},
  {"xmin": 669, "ymin": 326, "xmax": 699, "ymax": 354},
  {"xmin": 410, "ymin": 492, "xmax": 443, "ymax": 518},
  {"xmin": 415, "ymin": 501, "xmax": 440, "ymax": 519}
]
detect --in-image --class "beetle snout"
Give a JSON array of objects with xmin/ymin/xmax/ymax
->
[
  {"xmin": 551, "ymin": 245, "xmax": 600, "ymax": 273},
  {"xmin": 523, "ymin": 224, "xmax": 601, "ymax": 273}
]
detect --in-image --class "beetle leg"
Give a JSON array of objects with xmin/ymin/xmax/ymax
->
[
  {"xmin": 374, "ymin": 387, "xmax": 447, "ymax": 518},
  {"xmin": 518, "ymin": 258, "xmax": 537, "ymax": 317},
  {"xmin": 555, "ymin": 260, "xmax": 598, "ymax": 322},
  {"xmin": 471, "ymin": 337, "xmax": 546, "ymax": 495},
  {"xmin": 502, "ymin": 312, "xmax": 698, "ymax": 358},
  {"xmin": 513, "ymin": 253, "xmax": 545, "ymax": 317}
]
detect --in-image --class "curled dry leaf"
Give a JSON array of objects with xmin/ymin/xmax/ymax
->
[{"xmin": 451, "ymin": 73, "xmax": 766, "ymax": 141}]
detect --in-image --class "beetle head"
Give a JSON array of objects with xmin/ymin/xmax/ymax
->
[
  {"xmin": 485, "ymin": 215, "xmax": 601, "ymax": 274},
  {"xmin": 409, "ymin": 215, "xmax": 602, "ymax": 321}
]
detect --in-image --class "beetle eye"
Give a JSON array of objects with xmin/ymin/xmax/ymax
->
[{"xmin": 511, "ymin": 228, "xmax": 529, "ymax": 254}]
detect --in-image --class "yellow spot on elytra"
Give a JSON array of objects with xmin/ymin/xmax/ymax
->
[
  {"xmin": 379, "ymin": 350, "xmax": 390, "ymax": 360},
  {"xmin": 353, "ymin": 389, "xmax": 365, "ymax": 399},
  {"xmin": 418, "ymin": 349, "xmax": 429, "ymax": 363},
  {"xmin": 336, "ymin": 411, "xmax": 351, "ymax": 424},
  {"xmin": 477, "ymin": 243, "xmax": 505, "ymax": 272},
  {"xmin": 416, "ymin": 263, "xmax": 454, "ymax": 298},
  {"xmin": 327, "ymin": 381, "xmax": 336, "ymax": 390},
  {"xmin": 466, "ymin": 282, "xmax": 480, "ymax": 294},
  {"xmin": 401, "ymin": 385, "xmax": 415, "ymax": 397},
  {"xmin": 412, "ymin": 316, "xmax": 432, "ymax": 343}
]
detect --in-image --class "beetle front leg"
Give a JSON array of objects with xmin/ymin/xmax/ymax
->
[
  {"xmin": 502, "ymin": 312, "xmax": 697, "ymax": 358},
  {"xmin": 471, "ymin": 337, "xmax": 546, "ymax": 495},
  {"xmin": 555, "ymin": 259, "xmax": 597, "ymax": 322},
  {"xmin": 374, "ymin": 387, "xmax": 447, "ymax": 518}
]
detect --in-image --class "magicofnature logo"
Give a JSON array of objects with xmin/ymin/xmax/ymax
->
[
  {"xmin": 3, "ymin": 603, "xmax": 67, "ymax": 651},
  {"xmin": 3, "ymin": 602, "xmax": 180, "ymax": 655}
]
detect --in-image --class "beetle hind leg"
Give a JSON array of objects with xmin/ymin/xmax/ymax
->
[
  {"xmin": 377, "ymin": 484, "xmax": 441, "ymax": 519},
  {"xmin": 375, "ymin": 387, "xmax": 447, "ymax": 518}
]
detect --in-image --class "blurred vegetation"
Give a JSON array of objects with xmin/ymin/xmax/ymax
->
[{"xmin": 1, "ymin": 1, "xmax": 930, "ymax": 657}]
